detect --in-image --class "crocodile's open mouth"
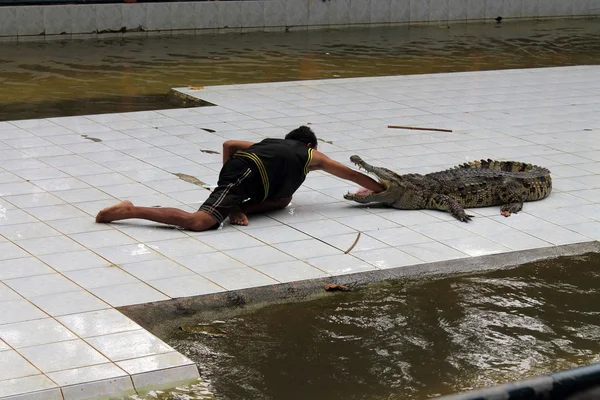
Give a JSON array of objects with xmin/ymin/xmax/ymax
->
[{"xmin": 348, "ymin": 179, "xmax": 390, "ymax": 198}]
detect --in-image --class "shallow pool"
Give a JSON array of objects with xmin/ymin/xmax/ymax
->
[
  {"xmin": 1, "ymin": 18, "xmax": 599, "ymax": 121},
  {"xmin": 167, "ymin": 252, "xmax": 600, "ymax": 399}
]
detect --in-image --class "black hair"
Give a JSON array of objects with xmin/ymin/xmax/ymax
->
[{"xmin": 285, "ymin": 125, "xmax": 318, "ymax": 148}]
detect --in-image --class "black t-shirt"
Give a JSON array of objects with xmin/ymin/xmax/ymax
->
[{"xmin": 233, "ymin": 138, "xmax": 314, "ymax": 201}]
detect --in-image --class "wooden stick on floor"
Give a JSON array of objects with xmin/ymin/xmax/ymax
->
[
  {"xmin": 344, "ymin": 232, "xmax": 361, "ymax": 254},
  {"xmin": 388, "ymin": 125, "xmax": 453, "ymax": 133}
]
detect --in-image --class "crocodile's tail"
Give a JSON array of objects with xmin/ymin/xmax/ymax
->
[{"xmin": 452, "ymin": 159, "xmax": 551, "ymax": 175}]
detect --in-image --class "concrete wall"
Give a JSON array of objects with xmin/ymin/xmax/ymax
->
[{"xmin": 0, "ymin": 0, "xmax": 599, "ymax": 40}]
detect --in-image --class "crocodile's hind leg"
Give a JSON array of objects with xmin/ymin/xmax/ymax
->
[
  {"xmin": 498, "ymin": 178, "xmax": 529, "ymax": 217},
  {"xmin": 429, "ymin": 194, "xmax": 474, "ymax": 222}
]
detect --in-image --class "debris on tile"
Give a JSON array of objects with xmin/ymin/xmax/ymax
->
[
  {"xmin": 81, "ymin": 134, "xmax": 102, "ymax": 142},
  {"xmin": 325, "ymin": 283, "xmax": 350, "ymax": 292}
]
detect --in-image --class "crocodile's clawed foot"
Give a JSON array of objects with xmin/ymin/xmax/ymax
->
[
  {"xmin": 459, "ymin": 213, "xmax": 475, "ymax": 222},
  {"xmin": 500, "ymin": 203, "xmax": 523, "ymax": 217}
]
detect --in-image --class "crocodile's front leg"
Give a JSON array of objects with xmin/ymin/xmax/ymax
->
[{"xmin": 429, "ymin": 194, "xmax": 474, "ymax": 222}]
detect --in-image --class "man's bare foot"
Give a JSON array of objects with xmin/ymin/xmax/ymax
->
[
  {"xmin": 229, "ymin": 209, "xmax": 249, "ymax": 226},
  {"xmin": 96, "ymin": 200, "xmax": 134, "ymax": 223}
]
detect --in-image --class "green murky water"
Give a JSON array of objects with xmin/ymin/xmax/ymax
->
[
  {"xmin": 1, "ymin": 18, "xmax": 600, "ymax": 121},
  {"xmin": 166, "ymin": 253, "xmax": 600, "ymax": 400}
]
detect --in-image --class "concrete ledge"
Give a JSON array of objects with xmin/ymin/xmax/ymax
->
[
  {"xmin": 119, "ymin": 241, "xmax": 600, "ymax": 335},
  {"xmin": 0, "ymin": 0, "xmax": 599, "ymax": 40}
]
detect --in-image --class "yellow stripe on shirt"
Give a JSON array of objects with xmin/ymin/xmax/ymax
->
[
  {"xmin": 304, "ymin": 148, "xmax": 314, "ymax": 175},
  {"xmin": 236, "ymin": 151, "xmax": 270, "ymax": 201}
]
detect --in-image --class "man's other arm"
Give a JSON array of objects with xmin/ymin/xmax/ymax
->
[
  {"xmin": 309, "ymin": 151, "xmax": 385, "ymax": 193},
  {"xmin": 222, "ymin": 140, "xmax": 255, "ymax": 164}
]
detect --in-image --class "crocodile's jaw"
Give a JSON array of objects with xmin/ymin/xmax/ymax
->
[{"xmin": 344, "ymin": 180, "xmax": 393, "ymax": 204}]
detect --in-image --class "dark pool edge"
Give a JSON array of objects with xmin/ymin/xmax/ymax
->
[
  {"xmin": 436, "ymin": 361, "xmax": 600, "ymax": 400},
  {"xmin": 118, "ymin": 240, "xmax": 600, "ymax": 332}
]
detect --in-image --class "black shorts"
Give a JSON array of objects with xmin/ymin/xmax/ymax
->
[{"xmin": 198, "ymin": 158, "xmax": 261, "ymax": 227}]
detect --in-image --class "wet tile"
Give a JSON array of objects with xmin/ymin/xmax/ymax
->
[
  {"xmin": 86, "ymin": 329, "xmax": 173, "ymax": 361},
  {"xmin": 0, "ymin": 299, "xmax": 47, "ymax": 325},
  {"xmin": 0, "ymin": 282, "xmax": 21, "ymax": 302},
  {"xmin": 0, "ymin": 257, "xmax": 55, "ymax": 280},
  {"xmin": 0, "ymin": 208, "xmax": 38, "ymax": 225},
  {"xmin": 148, "ymin": 275, "xmax": 225, "ymax": 298},
  {"xmin": 47, "ymin": 363, "xmax": 131, "ymax": 393},
  {"xmin": 275, "ymin": 239, "xmax": 341, "ymax": 259},
  {"xmin": 0, "ymin": 318, "xmax": 77, "ymax": 348},
  {"xmin": 409, "ymin": 221, "xmax": 475, "ymax": 241},
  {"xmin": 116, "ymin": 351, "xmax": 194, "ymax": 374},
  {"xmin": 289, "ymin": 219, "xmax": 356, "ymax": 239},
  {"xmin": 0, "ymin": 374, "xmax": 60, "ymax": 399},
  {"xmin": 120, "ymin": 259, "xmax": 195, "ymax": 281},
  {"xmin": 224, "ymin": 245, "xmax": 295, "ymax": 267},
  {"xmin": 57, "ymin": 309, "xmax": 141, "ymax": 338},
  {"xmin": 29, "ymin": 290, "xmax": 110, "ymax": 317},
  {"xmin": 3, "ymin": 192, "xmax": 65, "ymax": 208},
  {"xmin": 352, "ymin": 247, "xmax": 424, "ymax": 269},
  {"xmin": 305, "ymin": 254, "xmax": 376, "ymax": 275},
  {"xmin": 116, "ymin": 224, "xmax": 189, "ymax": 242},
  {"xmin": 335, "ymin": 214, "xmax": 399, "ymax": 231},
  {"xmin": 19, "ymin": 339, "xmax": 109, "ymax": 373},
  {"xmin": 201, "ymin": 267, "xmax": 278, "ymax": 291},
  {"xmin": 51, "ymin": 187, "xmax": 115, "ymax": 203},
  {"xmin": 255, "ymin": 260, "xmax": 329, "ymax": 283},
  {"xmin": 442, "ymin": 236, "xmax": 512, "ymax": 257},
  {"xmin": 366, "ymin": 227, "xmax": 434, "ymax": 247},
  {"xmin": 397, "ymin": 241, "xmax": 469, "ymax": 263},
  {"xmin": 38, "ymin": 249, "xmax": 111, "ymax": 272},
  {"xmin": 89, "ymin": 282, "xmax": 169, "ymax": 307},
  {"xmin": 0, "ymin": 350, "xmax": 40, "ymax": 381},
  {"xmin": 70, "ymin": 230, "xmax": 138, "ymax": 249},
  {"xmin": 14, "ymin": 235, "xmax": 84, "ymax": 256},
  {"xmin": 173, "ymin": 251, "xmax": 247, "ymax": 274},
  {"xmin": 199, "ymin": 231, "xmax": 264, "ymax": 251},
  {"xmin": 0, "ymin": 242, "xmax": 30, "ymax": 260},
  {"xmin": 325, "ymin": 232, "xmax": 390, "ymax": 253},
  {"xmin": 64, "ymin": 267, "xmax": 140, "ymax": 290},
  {"xmin": 4, "ymin": 273, "xmax": 81, "ymax": 299},
  {"xmin": 93, "ymin": 243, "xmax": 163, "ymax": 264},
  {"xmin": 31, "ymin": 177, "xmax": 90, "ymax": 192},
  {"xmin": 45, "ymin": 216, "xmax": 112, "ymax": 235},
  {"xmin": 146, "ymin": 237, "xmax": 215, "ymax": 258},
  {"xmin": 0, "ymin": 221, "xmax": 61, "ymax": 241},
  {"xmin": 522, "ymin": 225, "xmax": 592, "ymax": 246},
  {"xmin": 0, "ymin": 182, "xmax": 44, "ymax": 197},
  {"xmin": 24, "ymin": 204, "xmax": 89, "ymax": 221},
  {"xmin": 244, "ymin": 224, "xmax": 311, "ymax": 244}
]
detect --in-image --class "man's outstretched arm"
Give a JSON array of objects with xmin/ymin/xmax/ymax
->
[
  {"xmin": 310, "ymin": 151, "xmax": 385, "ymax": 192},
  {"xmin": 222, "ymin": 140, "xmax": 255, "ymax": 164}
]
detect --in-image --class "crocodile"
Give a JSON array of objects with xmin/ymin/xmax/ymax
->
[{"xmin": 343, "ymin": 156, "xmax": 552, "ymax": 222}]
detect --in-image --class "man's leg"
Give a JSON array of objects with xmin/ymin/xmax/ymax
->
[
  {"xmin": 96, "ymin": 201, "xmax": 217, "ymax": 232},
  {"xmin": 229, "ymin": 196, "xmax": 292, "ymax": 226}
]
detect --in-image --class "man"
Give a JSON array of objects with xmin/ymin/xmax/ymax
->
[{"xmin": 96, "ymin": 126, "xmax": 384, "ymax": 231}]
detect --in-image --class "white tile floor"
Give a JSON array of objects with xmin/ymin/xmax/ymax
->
[{"xmin": 1, "ymin": 65, "xmax": 600, "ymax": 399}]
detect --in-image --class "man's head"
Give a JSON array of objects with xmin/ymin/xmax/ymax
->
[{"xmin": 285, "ymin": 126, "xmax": 318, "ymax": 149}]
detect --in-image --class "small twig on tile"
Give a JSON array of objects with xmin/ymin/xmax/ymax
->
[
  {"xmin": 344, "ymin": 232, "xmax": 361, "ymax": 254},
  {"xmin": 388, "ymin": 125, "xmax": 453, "ymax": 133}
]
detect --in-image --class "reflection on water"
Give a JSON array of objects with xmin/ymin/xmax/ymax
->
[
  {"xmin": 1, "ymin": 18, "xmax": 600, "ymax": 120},
  {"xmin": 167, "ymin": 253, "xmax": 600, "ymax": 400}
]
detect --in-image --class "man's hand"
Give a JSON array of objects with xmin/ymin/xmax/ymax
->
[
  {"xmin": 310, "ymin": 151, "xmax": 385, "ymax": 193},
  {"xmin": 222, "ymin": 140, "xmax": 254, "ymax": 164}
]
